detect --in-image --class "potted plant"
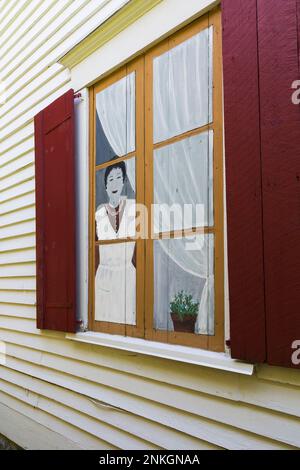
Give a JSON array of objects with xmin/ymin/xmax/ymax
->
[{"xmin": 170, "ymin": 290, "xmax": 199, "ymax": 333}]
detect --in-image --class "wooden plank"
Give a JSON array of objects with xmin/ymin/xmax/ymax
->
[
  {"xmin": 0, "ymin": 290, "xmax": 36, "ymax": 305},
  {"xmin": 1, "ymin": 323, "xmax": 300, "ymax": 419},
  {"xmin": 0, "ymin": 370, "xmax": 210, "ymax": 450},
  {"xmin": 0, "ymin": 233, "xmax": 35, "ymax": 252},
  {"xmin": 1, "ymin": 0, "xmax": 127, "ymax": 100},
  {"xmin": 0, "ymin": 303, "xmax": 36, "ymax": 319},
  {"xmin": 0, "ymin": 137, "xmax": 34, "ymax": 167},
  {"xmin": 0, "ymin": 180, "xmax": 35, "ymax": 204},
  {"xmin": 0, "ymin": 0, "xmax": 54, "ymax": 59},
  {"xmin": 0, "ymin": 124, "xmax": 33, "ymax": 154},
  {"xmin": 0, "ymin": 71, "xmax": 70, "ymax": 136},
  {"xmin": 222, "ymin": 0, "xmax": 266, "ymax": 362},
  {"xmin": 1, "ymin": 192, "xmax": 35, "ymax": 216},
  {"xmin": 0, "ymin": 219, "xmax": 35, "ymax": 240},
  {"xmin": 0, "ymin": 206, "xmax": 35, "ymax": 228},
  {"xmin": 0, "ymin": 353, "xmax": 295, "ymax": 449},
  {"xmin": 0, "ymin": 262, "xmax": 36, "ymax": 277},
  {"xmin": 0, "ymin": 248, "xmax": 36, "ymax": 265},
  {"xmin": 0, "ymin": 152, "xmax": 33, "ymax": 178},
  {"xmin": 0, "ymin": 393, "xmax": 112, "ymax": 450},
  {"xmin": 0, "ymin": 401, "xmax": 83, "ymax": 450},
  {"xmin": 0, "ymin": 0, "xmax": 29, "ymax": 36},
  {"xmin": 0, "ymin": 167, "xmax": 35, "ymax": 194},
  {"xmin": 0, "ymin": 277, "xmax": 36, "ymax": 291},
  {"xmin": 257, "ymin": 0, "xmax": 300, "ymax": 367},
  {"xmin": 0, "ymin": 380, "xmax": 158, "ymax": 450},
  {"xmin": 0, "ymin": 83, "xmax": 71, "ymax": 143}
]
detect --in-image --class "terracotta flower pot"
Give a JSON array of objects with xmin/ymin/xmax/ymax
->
[{"xmin": 171, "ymin": 312, "xmax": 197, "ymax": 333}]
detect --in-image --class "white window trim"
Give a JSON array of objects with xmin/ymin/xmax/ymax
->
[
  {"xmin": 62, "ymin": 0, "xmax": 221, "ymax": 92},
  {"xmin": 66, "ymin": 331, "xmax": 254, "ymax": 375},
  {"xmin": 74, "ymin": 88, "xmax": 90, "ymax": 331},
  {"xmin": 69, "ymin": 0, "xmax": 254, "ymax": 375}
]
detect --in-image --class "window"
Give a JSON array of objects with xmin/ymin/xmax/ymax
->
[{"xmin": 89, "ymin": 8, "xmax": 224, "ymax": 351}]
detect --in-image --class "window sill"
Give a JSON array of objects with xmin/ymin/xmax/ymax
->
[{"xmin": 65, "ymin": 331, "xmax": 254, "ymax": 375}]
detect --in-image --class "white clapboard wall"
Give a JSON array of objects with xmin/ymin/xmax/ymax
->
[{"xmin": 0, "ymin": 0, "xmax": 300, "ymax": 450}]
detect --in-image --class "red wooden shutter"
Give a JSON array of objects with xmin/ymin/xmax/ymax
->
[
  {"xmin": 223, "ymin": 0, "xmax": 300, "ymax": 367},
  {"xmin": 34, "ymin": 89, "xmax": 76, "ymax": 333},
  {"xmin": 258, "ymin": 0, "xmax": 300, "ymax": 367},
  {"xmin": 222, "ymin": 0, "xmax": 266, "ymax": 363}
]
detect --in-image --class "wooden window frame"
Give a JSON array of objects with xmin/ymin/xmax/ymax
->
[{"xmin": 88, "ymin": 6, "xmax": 224, "ymax": 351}]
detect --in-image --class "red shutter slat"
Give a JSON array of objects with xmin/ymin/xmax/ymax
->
[
  {"xmin": 34, "ymin": 89, "xmax": 76, "ymax": 333},
  {"xmin": 257, "ymin": 0, "xmax": 300, "ymax": 367},
  {"xmin": 222, "ymin": 0, "xmax": 266, "ymax": 362}
]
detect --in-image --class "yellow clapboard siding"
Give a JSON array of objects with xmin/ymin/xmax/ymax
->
[
  {"xmin": 0, "ymin": 1, "xmax": 56, "ymax": 60},
  {"xmin": 0, "ymin": 277, "xmax": 36, "ymax": 291},
  {"xmin": 0, "ymin": 0, "xmax": 299, "ymax": 452},
  {"xmin": 0, "ymin": 151, "xmax": 33, "ymax": 178},
  {"xmin": 0, "ymin": 137, "xmax": 34, "ymax": 166},
  {"xmin": 0, "ymin": 219, "xmax": 35, "ymax": 240},
  {"xmin": 0, "ymin": 234, "xmax": 35, "ymax": 252},
  {"xmin": 0, "ymin": 83, "xmax": 71, "ymax": 142},
  {"xmin": 0, "ymin": 352, "xmax": 295, "ymax": 450},
  {"xmin": 0, "ymin": 290, "xmax": 36, "ymax": 305},
  {"xmin": 0, "ymin": 124, "xmax": 34, "ymax": 154},
  {"xmin": 0, "ymin": 367, "xmax": 221, "ymax": 450},
  {"xmin": 1, "ymin": 321, "xmax": 300, "ymax": 423},
  {"xmin": 0, "ymin": 166, "xmax": 35, "ymax": 195},
  {"xmin": 0, "ymin": 327, "xmax": 300, "ymax": 445},
  {"xmin": 0, "ymin": 303, "xmax": 36, "ymax": 319},
  {"xmin": 0, "ymin": 206, "xmax": 35, "ymax": 228},
  {"xmin": 0, "ymin": 379, "xmax": 159, "ymax": 450},
  {"xmin": 0, "ymin": 73, "xmax": 71, "ymax": 140},
  {"xmin": 1, "ymin": 192, "xmax": 35, "ymax": 216},
  {"xmin": 0, "ymin": 391, "xmax": 115, "ymax": 450},
  {"xmin": 0, "ymin": 0, "xmax": 30, "ymax": 36},
  {"xmin": 0, "ymin": 401, "xmax": 84, "ymax": 450},
  {"xmin": 1, "ymin": 0, "xmax": 86, "ymax": 79},
  {"xmin": 0, "ymin": 262, "xmax": 36, "ymax": 278},
  {"xmin": 0, "ymin": 64, "xmax": 66, "ymax": 120},
  {"xmin": 0, "ymin": 247, "xmax": 36, "ymax": 265},
  {"xmin": 0, "ymin": 180, "xmax": 35, "ymax": 204},
  {"xmin": 2, "ymin": 0, "xmax": 123, "ymax": 102},
  {"xmin": 0, "ymin": 0, "xmax": 68, "ymax": 68},
  {"xmin": 0, "ymin": 331, "xmax": 299, "ymax": 449}
]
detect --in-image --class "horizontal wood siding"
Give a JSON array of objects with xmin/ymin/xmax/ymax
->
[{"xmin": 0, "ymin": 0, "xmax": 300, "ymax": 450}]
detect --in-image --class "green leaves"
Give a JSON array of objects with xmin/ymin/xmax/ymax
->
[{"xmin": 170, "ymin": 290, "xmax": 199, "ymax": 320}]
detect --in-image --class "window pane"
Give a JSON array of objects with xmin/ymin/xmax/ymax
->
[
  {"xmin": 153, "ymin": 27, "xmax": 213, "ymax": 143},
  {"xmin": 96, "ymin": 72, "xmax": 135, "ymax": 165},
  {"xmin": 154, "ymin": 234, "xmax": 214, "ymax": 335},
  {"xmin": 95, "ymin": 158, "xmax": 136, "ymax": 241},
  {"xmin": 154, "ymin": 131, "xmax": 213, "ymax": 233},
  {"xmin": 95, "ymin": 242, "xmax": 136, "ymax": 325}
]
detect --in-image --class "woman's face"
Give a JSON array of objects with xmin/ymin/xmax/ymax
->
[{"xmin": 106, "ymin": 167, "xmax": 124, "ymax": 201}]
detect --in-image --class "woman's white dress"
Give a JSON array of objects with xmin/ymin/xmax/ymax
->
[{"xmin": 95, "ymin": 198, "xmax": 136, "ymax": 325}]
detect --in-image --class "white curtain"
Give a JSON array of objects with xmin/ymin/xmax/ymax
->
[
  {"xmin": 125, "ymin": 157, "xmax": 135, "ymax": 193},
  {"xmin": 96, "ymin": 73, "xmax": 136, "ymax": 193},
  {"xmin": 153, "ymin": 25, "xmax": 214, "ymax": 335},
  {"xmin": 155, "ymin": 234, "xmax": 214, "ymax": 335},
  {"xmin": 154, "ymin": 130, "xmax": 213, "ymax": 232},
  {"xmin": 96, "ymin": 72, "xmax": 135, "ymax": 156},
  {"xmin": 153, "ymin": 26, "xmax": 213, "ymax": 144}
]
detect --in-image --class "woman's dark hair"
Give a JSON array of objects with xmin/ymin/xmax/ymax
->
[{"xmin": 104, "ymin": 158, "xmax": 126, "ymax": 188}]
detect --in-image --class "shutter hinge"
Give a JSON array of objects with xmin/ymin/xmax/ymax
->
[
  {"xmin": 225, "ymin": 339, "xmax": 231, "ymax": 348},
  {"xmin": 74, "ymin": 92, "xmax": 83, "ymax": 101}
]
